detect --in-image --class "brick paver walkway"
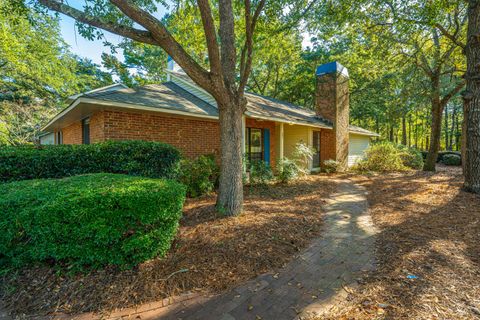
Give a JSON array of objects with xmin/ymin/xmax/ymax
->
[
  {"xmin": 2, "ymin": 179, "xmax": 376, "ymax": 320},
  {"xmin": 98, "ymin": 178, "xmax": 377, "ymax": 320}
]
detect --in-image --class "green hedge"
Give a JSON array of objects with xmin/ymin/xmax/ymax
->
[
  {"xmin": 0, "ymin": 174, "xmax": 186, "ymax": 270},
  {"xmin": 0, "ymin": 140, "xmax": 181, "ymax": 182},
  {"xmin": 442, "ymin": 154, "xmax": 462, "ymax": 166}
]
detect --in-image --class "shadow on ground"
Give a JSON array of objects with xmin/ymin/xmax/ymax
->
[
  {"xmin": 334, "ymin": 166, "xmax": 480, "ymax": 319},
  {"xmin": 1, "ymin": 176, "xmax": 337, "ymax": 317}
]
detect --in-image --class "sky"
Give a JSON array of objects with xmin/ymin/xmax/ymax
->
[{"xmin": 58, "ymin": 5, "xmax": 314, "ymax": 69}]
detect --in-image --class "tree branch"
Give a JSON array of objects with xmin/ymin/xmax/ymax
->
[
  {"xmin": 38, "ymin": 0, "xmax": 157, "ymax": 45},
  {"xmin": 238, "ymin": 0, "xmax": 266, "ymax": 95},
  {"xmin": 218, "ymin": 0, "xmax": 237, "ymax": 93},
  {"xmin": 440, "ymin": 81, "xmax": 465, "ymax": 107},
  {"xmin": 196, "ymin": 0, "xmax": 222, "ymax": 76},
  {"xmin": 109, "ymin": 0, "xmax": 213, "ymax": 92},
  {"xmin": 435, "ymin": 23, "xmax": 466, "ymax": 49}
]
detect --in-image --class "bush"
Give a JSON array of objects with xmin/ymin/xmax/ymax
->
[
  {"xmin": 355, "ymin": 142, "xmax": 425, "ymax": 172},
  {"xmin": 249, "ymin": 160, "xmax": 274, "ymax": 185},
  {"xmin": 292, "ymin": 142, "xmax": 315, "ymax": 173},
  {"xmin": 0, "ymin": 174, "xmax": 186, "ymax": 271},
  {"xmin": 442, "ymin": 154, "xmax": 462, "ymax": 166},
  {"xmin": 0, "ymin": 140, "xmax": 181, "ymax": 182},
  {"xmin": 398, "ymin": 146, "xmax": 424, "ymax": 169},
  {"xmin": 323, "ymin": 159, "xmax": 340, "ymax": 173},
  {"xmin": 276, "ymin": 158, "xmax": 300, "ymax": 183},
  {"xmin": 179, "ymin": 154, "xmax": 219, "ymax": 197},
  {"xmin": 354, "ymin": 142, "xmax": 408, "ymax": 172}
]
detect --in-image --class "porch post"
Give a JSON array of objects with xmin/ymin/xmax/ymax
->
[{"xmin": 279, "ymin": 123, "xmax": 284, "ymax": 161}]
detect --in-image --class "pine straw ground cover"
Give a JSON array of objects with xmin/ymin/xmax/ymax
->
[
  {"xmin": 323, "ymin": 165, "xmax": 480, "ymax": 319},
  {"xmin": 1, "ymin": 175, "xmax": 336, "ymax": 317}
]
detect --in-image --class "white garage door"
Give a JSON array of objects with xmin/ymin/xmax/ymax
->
[{"xmin": 348, "ymin": 134, "xmax": 370, "ymax": 167}]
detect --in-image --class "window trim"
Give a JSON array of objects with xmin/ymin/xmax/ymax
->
[
  {"xmin": 82, "ymin": 117, "xmax": 90, "ymax": 145},
  {"xmin": 246, "ymin": 127, "xmax": 264, "ymax": 163},
  {"xmin": 56, "ymin": 131, "xmax": 63, "ymax": 145}
]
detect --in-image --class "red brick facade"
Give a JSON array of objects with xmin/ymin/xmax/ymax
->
[
  {"xmin": 320, "ymin": 129, "xmax": 336, "ymax": 164},
  {"xmin": 55, "ymin": 109, "xmax": 336, "ymax": 170},
  {"xmin": 102, "ymin": 110, "xmax": 221, "ymax": 159},
  {"xmin": 62, "ymin": 110, "xmax": 221, "ymax": 159},
  {"xmin": 315, "ymin": 70, "xmax": 350, "ymax": 171}
]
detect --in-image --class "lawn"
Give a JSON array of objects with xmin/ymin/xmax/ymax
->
[
  {"xmin": 325, "ymin": 165, "xmax": 480, "ymax": 319},
  {"xmin": 1, "ymin": 176, "xmax": 335, "ymax": 316}
]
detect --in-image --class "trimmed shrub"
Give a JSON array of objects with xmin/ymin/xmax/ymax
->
[
  {"xmin": 323, "ymin": 159, "xmax": 340, "ymax": 173},
  {"xmin": 442, "ymin": 154, "xmax": 461, "ymax": 166},
  {"xmin": 0, "ymin": 140, "xmax": 181, "ymax": 182},
  {"xmin": 421, "ymin": 150, "xmax": 462, "ymax": 163},
  {"xmin": 276, "ymin": 158, "xmax": 300, "ymax": 183},
  {"xmin": 354, "ymin": 142, "xmax": 407, "ymax": 172},
  {"xmin": 0, "ymin": 174, "xmax": 186, "ymax": 271},
  {"xmin": 179, "ymin": 154, "xmax": 219, "ymax": 197},
  {"xmin": 249, "ymin": 160, "xmax": 274, "ymax": 185},
  {"xmin": 398, "ymin": 146, "xmax": 424, "ymax": 169}
]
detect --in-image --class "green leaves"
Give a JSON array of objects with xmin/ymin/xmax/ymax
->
[
  {"xmin": 0, "ymin": 173, "xmax": 186, "ymax": 271},
  {"xmin": 0, "ymin": 140, "xmax": 182, "ymax": 182}
]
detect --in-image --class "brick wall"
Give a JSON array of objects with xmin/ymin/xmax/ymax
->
[
  {"xmin": 56, "ymin": 109, "xmax": 280, "ymax": 166},
  {"xmin": 59, "ymin": 112, "xmax": 104, "ymax": 144},
  {"xmin": 60, "ymin": 121, "xmax": 81, "ymax": 144},
  {"xmin": 245, "ymin": 118, "xmax": 276, "ymax": 168},
  {"xmin": 103, "ymin": 110, "xmax": 220, "ymax": 159},
  {"xmin": 320, "ymin": 129, "xmax": 336, "ymax": 165},
  {"xmin": 315, "ymin": 71, "xmax": 349, "ymax": 171}
]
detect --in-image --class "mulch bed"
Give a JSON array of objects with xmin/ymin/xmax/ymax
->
[
  {"xmin": 324, "ymin": 165, "xmax": 480, "ymax": 319},
  {"xmin": 1, "ymin": 175, "xmax": 336, "ymax": 317}
]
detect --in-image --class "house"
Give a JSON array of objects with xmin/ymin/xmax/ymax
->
[{"xmin": 41, "ymin": 60, "xmax": 378, "ymax": 171}]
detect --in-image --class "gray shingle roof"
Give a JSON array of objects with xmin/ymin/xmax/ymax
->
[
  {"xmin": 78, "ymin": 75, "xmax": 378, "ymax": 137},
  {"xmin": 84, "ymin": 82, "xmax": 219, "ymax": 117}
]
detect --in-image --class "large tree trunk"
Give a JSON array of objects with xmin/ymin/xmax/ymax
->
[
  {"xmin": 401, "ymin": 116, "xmax": 407, "ymax": 145},
  {"xmin": 216, "ymin": 98, "xmax": 245, "ymax": 215},
  {"xmin": 424, "ymin": 98, "xmax": 443, "ymax": 171},
  {"xmin": 444, "ymin": 105, "xmax": 449, "ymax": 150},
  {"xmin": 463, "ymin": 0, "xmax": 480, "ymax": 193}
]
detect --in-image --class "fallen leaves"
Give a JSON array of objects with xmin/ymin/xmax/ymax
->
[
  {"xmin": 320, "ymin": 165, "xmax": 480, "ymax": 320},
  {"xmin": 1, "ymin": 175, "xmax": 336, "ymax": 317}
]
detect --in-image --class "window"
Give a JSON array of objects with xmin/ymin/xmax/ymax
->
[
  {"xmin": 82, "ymin": 117, "xmax": 90, "ymax": 144},
  {"xmin": 56, "ymin": 131, "xmax": 63, "ymax": 145},
  {"xmin": 312, "ymin": 131, "xmax": 321, "ymax": 168},
  {"xmin": 246, "ymin": 128, "xmax": 263, "ymax": 163}
]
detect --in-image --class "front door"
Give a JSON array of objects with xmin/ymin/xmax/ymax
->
[
  {"xmin": 245, "ymin": 127, "xmax": 271, "ymax": 165},
  {"xmin": 312, "ymin": 131, "xmax": 321, "ymax": 168}
]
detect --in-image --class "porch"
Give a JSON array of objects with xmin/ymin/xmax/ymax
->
[{"xmin": 242, "ymin": 116, "xmax": 336, "ymax": 171}]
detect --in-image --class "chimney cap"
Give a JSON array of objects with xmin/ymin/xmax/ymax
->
[{"xmin": 316, "ymin": 61, "xmax": 349, "ymax": 78}]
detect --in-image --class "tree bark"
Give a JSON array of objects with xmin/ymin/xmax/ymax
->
[
  {"xmin": 444, "ymin": 104, "xmax": 449, "ymax": 150},
  {"xmin": 402, "ymin": 116, "xmax": 407, "ymax": 145},
  {"xmin": 424, "ymin": 74, "xmax": 443, "ymax": 171},
  {"xmin": 463, "ymin": 0, "xmax": 480, "ymax": 193},
  {"xmin": 216, "ymin": 98, "xmax": 245, "ymax": 215},
  {"xmin": 424, "ymin": 99, "xmax": 443, "ymax": 171}
]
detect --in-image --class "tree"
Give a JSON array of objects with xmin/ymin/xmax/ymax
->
[
  {"xmin": 304, "ymin": 0, "xmax": 466, "ymax": 171},
  {"xmin": 0, "ymin": 1, "xmax": 113, "ymax": 144},
  {"xmin": 37, "ymin": 0, "xmax": 306, "ymax": 216},
  {"xmin": 463, "ymin": 0, "xmax": 480, "ymax": 193}
]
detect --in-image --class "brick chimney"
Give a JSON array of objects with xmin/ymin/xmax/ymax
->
[{"xmin": 315, "ymin": 61, "xmax": 349, "ymax": 171}]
